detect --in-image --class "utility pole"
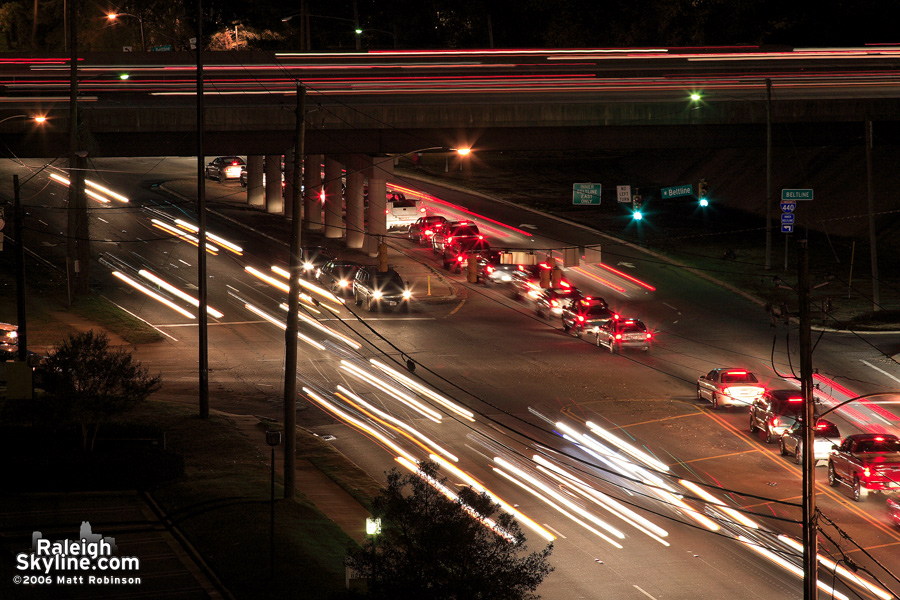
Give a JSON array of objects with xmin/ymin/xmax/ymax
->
[
  {"xmin": 196, "ymin": 0, "xmax": 209, "ymax": 419},
  {"xmin": 798, "ymin": 237, "xmax": 817, "ymax": 600},
  {"xmin": 66, "ymin": 0, "xmax": 78, "ymax": 305},
  {"xmin": 14, "ymin": 175, "xmax": 27, "ymax": 363},
  {"xmin": 865, "ymin": 116, "xmax": 880, "ymax": 311},
  {"xmin": 765, "ymin": 78, "xmax": 773, "ymax": 270},
  {"xmin": 284, "ymin": 84, "xmax": 306, "ymax": 500}
]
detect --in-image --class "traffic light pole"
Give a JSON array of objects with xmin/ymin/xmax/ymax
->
[{"xmin": 798, "ymin": 238, "xmax": 818, "ymax": 600}]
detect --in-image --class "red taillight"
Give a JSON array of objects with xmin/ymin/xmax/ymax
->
[
  {"xmin": 613, "ymin": 313, "xmax": 620, "ymax": 320},
  {"xmin": 874, "ymin": 436, "xmax": 885, "ymax": 441},
  {"xmin": 646, "ymin": 333, "xmax": 652, "ymax": 338},
  {"xmin": 787, "ymin": 398, "xmax": 804, "ymax": 403},
  {"xmin": 771, "ymin": 417, "xmax": 779, "ymax": 427},
  {"xmin": 457, "ymin": 255, "xmax": 464, "ymax": 262},
  {"xmin": 477, "ymin": 235, "xmax": 484, "ymax": 240},
  {"xmin": 577, "ymin": 316, "xmax": 584, "ymax": 322},
  {"xmin": 615, "ymin": 333, "xmax": 622, "ymax": 340},
  {"xmin": 816, "ymin": 422, "xmax": 829, "ymax": 430},
  {"xmin": 420, "ymin": 207, "xmax": 426, "ymax": 212},
  {"xmin": 864, "ymin": 467, "xmax": 871, "ymax": 478},
  {"xmin": 486, "ymin": 266, "xmax": 494, "ymax": 273},
  {"xmin": 550, "ymin": 300, "xmax": 559, "ymax": 307},
  {"xmin": 728, "ymin": 370, "xmax": 748, "ymax": 375},
  {"xmin": 424, "ymin": 229, "xmax": 433, "ymax": 236},
  {"xmin": 385, "ymin": 209, "xmax": 390, "ymax": 214},
  {"xmin": 560, "ymin": 281, "xmax": 570, "ymax": 288},
  {"xmin": 231, "ymin": 161, "xmax": 239, "ymax": 165}
]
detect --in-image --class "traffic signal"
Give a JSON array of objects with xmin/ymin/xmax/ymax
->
[
  {"xmin": 698, "ymin": 180, "xmax": 709, "ymax": 207},
  {"xmin": 632, "ymin": 194, "xmax": 643, "ymax": 220}
]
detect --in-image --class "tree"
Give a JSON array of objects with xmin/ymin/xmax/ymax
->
[
  {"xmin": 41, "ymin": 330, "xmax": 161, "ymax": 453},
  {"xmin": 346, "ymin": 461, "xmax": 553, "ymax": 600}
]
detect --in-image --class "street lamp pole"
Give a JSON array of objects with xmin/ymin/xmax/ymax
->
[{"xmin": 107, "ymin": 13, "xmax": 145, "ymax": 51}]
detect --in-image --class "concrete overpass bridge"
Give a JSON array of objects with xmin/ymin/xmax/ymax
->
[{"xmin": 2, "ymin": 47, "xmax": 899, "ymax": 251}]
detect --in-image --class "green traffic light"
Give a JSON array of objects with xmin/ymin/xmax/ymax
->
[
  {"xmin": 119, "ymin": 73, "xmax": 130, "ymax": 80},
  {"xmin": 690, "ymin": 93, "xmax": 701, "ymax": 101}
]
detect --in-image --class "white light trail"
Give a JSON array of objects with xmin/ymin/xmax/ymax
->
[
  {"xmin": 777, "ymin": 535, "xmax": 893, "ymax": 600},
  {"xmin": 138, "ymin": 270, "xmax": 224, "ymax": 318},
  {"xmin": 86, "ymin": 179, "xmax": 129, "ymax": 203},
  {"xmin": 175, "ymin": 219, "xmax": 242, "ymax": 254},
  {"xmin": 428, "ymin": 453, "xmax": 555, "ymax": 542},
  {"xmin": 336, "ymin": 385, "xmax": 457, "ymax": 462},
  {"xmin": 369, "ymin": 359, "xmax": 475, "ymax": 421},
  {"xmin": 678, "ymin": 480, "xmax": 759, "ymax": 530},
  {"xmin": 533, "ymin": 455, "xmax": 669, "ymax": 544},
  {"xmin": 586, "ymin": 421, "xmax": 670, "ymax": 472},
  {"xmin": 653, "ymin": 488, "xmax": 720, "ymax": 532},
  {"xmin": 243, "ymin": 302, "xmax": 325, "ymax": 350},
  {"xmin": 245, "ymin": 266, "xmax": 289, "ymax": 291},
  {"xmin": 341, "ymin": 360, "xmax": 442, "ymax": 423},
  {"xmin": 271, "ymin": 265, "xmax": 346, "ymax": 306},
  {"xmin": 303, "ymin": 387, "xmax": 416, "ymax": 463},
  {"xmin": 494, "ymin": 456, "xmax": 625, "ymax": 544},
  {"xmin": 272, "ymin": 307, "xmax": 360, "ymax": 350},
  {"xmin": 111, "ymin": 271, "xmax": 195, "ymax": 319},
  {"xmin": 152, "ymin": 219, "xmax": 219, "ymax": 254},
  {"xmin": 737, "ymin": 536, "xmax": 849, "ymax": 600},
  {"xmin": 492, "ymin": 465, "xmax": 623, "ymax": 548},
  {"xmin": 396, "ymin": 456, "xmax": 517, "ymax": 542}
]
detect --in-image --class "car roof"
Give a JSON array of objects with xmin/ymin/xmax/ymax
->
[{"xmin": 765, "ymin": 389, "xmax": 805, "ymax": 401}]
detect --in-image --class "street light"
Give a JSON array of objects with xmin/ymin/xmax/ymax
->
[
  {"xmin": 355, "ymin": 27, "xmax": 397, "ymax": 49},
  {"xmin": 107, "ymin": 12, "xmax": 145, "ymax": 52},
  {"xmin": 0, "ymin": 114, "xmax": 45, "ymax": 126}
]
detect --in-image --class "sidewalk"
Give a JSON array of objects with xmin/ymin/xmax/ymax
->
[{"xmin": 159, "ymin": 179, "xmax": 457, "ymax": 305}]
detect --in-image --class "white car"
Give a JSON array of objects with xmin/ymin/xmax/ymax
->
[
  {"xmin": 697, "ymin": 368, "xmax": 765, "ymax": 409},
  {"xmin": 780, "ymin": 419, "xmax": 841, "ymax": 465}
]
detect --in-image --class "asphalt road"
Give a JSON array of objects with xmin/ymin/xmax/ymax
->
[{"xmin": 4, "ymin": 156, "xmax": 900, "ymax": 600}]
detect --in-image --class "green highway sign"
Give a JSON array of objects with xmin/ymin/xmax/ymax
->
[
  {"xmin": 781, "ymin": 189, "xmax": 813, "ymax": 201},
  {"xmin": 661, "ymin": 184, "xmax": 693, "ymax": 199},
  {"xmin": 573, "ymin": 183, "xmax": 601, "ymax": 205}
]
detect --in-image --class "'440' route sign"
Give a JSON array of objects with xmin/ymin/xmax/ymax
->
[{"xmin": 573, "ymin": 183, "xmax": 601, "ymax": 205}]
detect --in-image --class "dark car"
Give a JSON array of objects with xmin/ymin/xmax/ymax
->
[
  {"xmin": 300, "ymin": 246, "xmax": 336, "ymax": 279},
  {"xmin": 353, "ymin": 266, "xmax": 412, "ymax": 312},
  {"xmin": 533, "ymin": 283, "xmax": 582, "ymax": 319},
  {"xmin": 749, "ymin": 389, "xmax": 811, "ymax": 443},
  {"xmin": 509, "ymin": 264, "xmax": 545, "ymax": 301},
  {"xmin": 431, "ymin": 221, "xmax": 481, "ymax": 254},
  {"xmin": 441, "ymin": 237, "xmax": 492, "ymax": 274},
  {"xmin": 561, "ymin": 297, "xmax": 615, "ymax": 337},
  {"xmin": 596, "ymin": 317, "xmax": 651, "ymax": 353},
  {"xmin": 205, "ymin": 156, "xmax": 245, "ymax": 182},
  {"xmin": 316, "ymin": 259, "xmax": 363, "ymax": 297},
  {"xmin": 780, "ymin": 419, "xmax": 841, "ymax": 465},
  {"xmin": 408, "ymin": 216, "xmax": 449, "ymax": 245}
]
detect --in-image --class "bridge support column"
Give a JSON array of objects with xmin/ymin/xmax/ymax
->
[
  {"xmin": 264, "ymin": 154, "xmax": 283, "ymax": 214},
  {"xmin": 303, "ymin": 154, "xmax": 323, "ymax": 231},
  {"xmin": 364, "ymin": 155, "xmax": 392, "ymax": 257},
  {"xmin": 246, "ymin": 155, "xmax": 264, "ymax": 208},
  {"xmin": 283, "ymin": 149, "xmax": 295, "ymax": 219},
  {"xmin": 323, "ymin": 156, "xmax": 343, "ymax": 239},
  {"xmin": 345, "ymin": 154, "xmax": 365, "ymax": 249}
]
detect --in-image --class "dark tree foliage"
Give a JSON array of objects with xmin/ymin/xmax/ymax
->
[
  {"xmin": 346, "ymin": 461, "xmax": 553, "ymax": 600},
  {"xmin": 41, "ymin": 330, "xmax": 162, "ymax": 453}
]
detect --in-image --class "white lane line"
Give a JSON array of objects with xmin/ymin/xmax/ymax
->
[
  {"xmin": 542, "ymin": 523, "xmax": 567, "ymax": 539},
  {"xmin": 100, "ymin": 296, "xmax": 178, "ymax": 341},
  {"xmin": 633, "ymin": 585, "xmax": 658, "ymax": 599},
  {"xmin": 861, "ymin": 359, "xmax": 900, "ymax": 385},
  {"xmin": 662, "ymin": 302, "xmax": 679, "ymax": 312}
]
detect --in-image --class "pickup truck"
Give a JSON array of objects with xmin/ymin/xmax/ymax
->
[
  {"xmin": 385, "ymin": 191, "xmax": 425, "ymax": 231},
  {"xmin": 828, "ymin": 433, "xmax": 900, "ymax": 502}
]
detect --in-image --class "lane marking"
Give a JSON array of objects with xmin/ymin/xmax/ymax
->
[
  {"xmin": 861, "ymin": 359, "xmax": 900, "ymax": 385},
  {"xmin": 633, "ymin": 585, "xmax": 658, "ymax": 599},
  {"xmin": 542, "ymin": 523, "xmax": 567, "ymax": 539},
  {"xmin": 101, "ymin": 295, "xmax": 177, "ymax": 341},
  {"xmin": 677, "ymin": 449, "xmax": 759, "ymax": 464},
  {"xmin": 448, "ymin": 298, "xmax": 466, "ymax": 316}
]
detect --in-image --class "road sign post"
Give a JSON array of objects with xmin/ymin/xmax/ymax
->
[{"xmin": 573, "ymin": 183, "xmax": 601, "ymax": 205}]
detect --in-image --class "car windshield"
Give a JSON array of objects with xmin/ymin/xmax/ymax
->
[
  {"xmin": 451, "ymin": 225, "xmax": 479, "ymax": 237},
  {"xmin": 372, "ymin": 272, "xmax": 405, "ymax": 291},
  {"xmin": 814, "ymin": 422, "xmax": 840, "ymax": 437},
  {"xmin": 773, "ymin": 399, "xmax": 804, "ymax": 416},
  {"xmin": 391, "ymin": 197, "xmax": 417, "ymax": 208},
  {"xmin": 855, "ymin": 438, "xmax": 900, "ymax": 453},
  {"xmin": 457, "ymin": 238, "xmax": 490, "ymax": 252},
  {"xmin": 721, "ymin": 372, "xmax": 759, "ymax": 384}
]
